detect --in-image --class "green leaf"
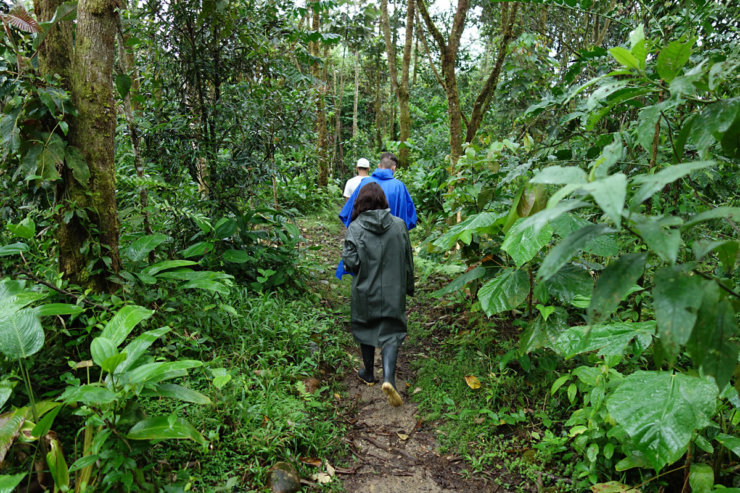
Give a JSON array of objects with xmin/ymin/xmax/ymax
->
[
  {"xmin": 588, "ymin": 254, "xmax": 646, "ymax": 323},
  {"xmin": 34, "ymin": 303, "xmax": 84, "ymax": 317},
  {"xmin": 100, "ymin": 305, "xmax": 154, "ymax": 348},
  {"xmin": 433, "ymin": 266, "xmax": 486, "ymax": 298},
  {"xmin": 635, "ymin": 105, "xmax": 662, "ymax": 152},
  {"xmin": 478, "ymin": 269, "xmax": 529, "ymax": 317},
  {"xmin": 180, "ymin": 241, "xmax": 214, "ymax": 258},
  {"xmin": 182, "ymin": 279, "xmax": 230, "ymax": 294},
  {"xmin": 115, "ymin": 74, "xmax": 132, "ymax": 98},
  {"xmin": 656, "ymin": 38, "xmax": 695, "ymax": 83},
  {"xmin": 0, "ymin": 309, "xmax": 44, "ymax": 360},
  {"xmin": 31, "ymin": 404, "xmax": 61, "ymax": 440},
  {"xmin": 530, "ymin": 166, "xmax": 587, "ymax": 185},
  {"xmin": 516, "ymin": 200, "xmax": 588, "ymax": 236},
  {"xmin": 143, "ymin": 383, "xmax": 211, "ymax": 405},
  {"xmin": 653, "ymin": 267, "xmax": 702, "ymax": 360},
  {"xmin": 0, "ymin": 473, "xmax": 26, "ymax": 493},
  {"xmin": 683, "ymin": 206, "xmax": 740, "ymax": 228},
  {"xmin": 127, "ymin": 416, "xmax": 206, "ymax": 445},
  {"xmin": 716, "ymin": 433, "xmax": 740, "ymax": 458},
  {"xmin": 607, "ymin": 371, "xmax": 717, "ymax": 471},
  {"xmin": 0, "ymin": 242, "xmax": 29, "ymax": 257},
  {"xmin": 68, "ymin": 454, "xmax": 98, "ymax": 473},
  {"xmin": 0, "ymin": 380, "xmax": 12, "ymax": 410},
  {"xmin": 501, "ymin": 219, "xmax": 553, "ymax": 267},
  {"xmin": 432, "ymin": 212, "xmax": 504, "ymax": 250},
  {"xmin": 60, "ymin": 384, "xmax": 117, "ymax": 405},
  {"xmin": 520, "ymin": 307, "xmax": 568, "ymax": 353},
  {"xmin": 6, "ymin": 216, "xmax": 35, "ymax": 240},
  {"xmin": 116, "ymin": 327, "xmax": 170, "ymax": 373},
  {"xmin": 91, "ymin": 337, "xmax": 118, "ymax": 371},
  {"xmin": 554, "ymin": 321, "xmax": 655, "ymax": 358},
  {"xmin": 65, "ymin": 146, "xmax": 90, "ymax": 186},
  {"xmin": 37, "ymin": 134, "xmax": 64, "ymax": 182},
  {"xmin": 686, "ymin": 283, "xmax": 738, "ymax": 389},
  {"xmin": 688, "ymin": 463, "xmax": 713, "ymax": 493},
  {"xmin": 211, "ymin": 368, "xmax": 232, "ymax": 389},
  {"xmin": 609, "ymin": 47, "xmax": 640, "ymax": 70},
  {"xmin": 538, "ymin": 224, "xmax": 614, "ymax": 281},
  {"xmin": 122, "ymin": 360, "xmax": 202, "ymax": 385},
  {"xmin": 630, "ymin": 161, "xmax": 715, "ymax": 208},
  {"xmin": 543, "ymin": 264, "xmax": 593, "ymax": 305},
  {"xmin": 125, "ymin": 234, "xmax": 170, "ymax": 262},
  {"xmin": 632, "ymin": 215, "xmax": 683, "ymax": 263},
  {"xmin": 580, "ymin": 174, "xmax": 627, "ymax": 227},
  {"xmin": 142, "ymin": 260, "xmax": 198, "ymax": 277},
  {"xmin": 589, "ymin": 137, "xmax": 625, "ymax": 180},
  {"xmin": 223, "ymin": 249, "xmax": 250, "ymax": 264},
  {"xmin": 214, "ymin": 218, "xmax": 237, "ymax": 239},
  {"xmin": 0, "ymin": 411, "xmax": 24, "ymax": 463}
]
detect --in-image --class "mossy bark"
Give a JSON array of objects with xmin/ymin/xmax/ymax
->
[
  {"xmin": 310, "ymin": 2, "xmax": 329, "ymax": 187},
  {"xmin": 58, "ymin": 0, "xmax": 121, "ymax": 292},
  {"xmin": 33, "ymin": 0, "xmax": 73, "ymax": 83}
]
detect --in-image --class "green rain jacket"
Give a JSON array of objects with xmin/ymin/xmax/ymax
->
[{"xmin": 342, "ymin": 209, "xmax": 414, "ymax": 348}]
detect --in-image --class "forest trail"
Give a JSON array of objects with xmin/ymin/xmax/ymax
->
[{"xmin": 299, "ymin": 211, "xmax": 498, "ymax": 493}]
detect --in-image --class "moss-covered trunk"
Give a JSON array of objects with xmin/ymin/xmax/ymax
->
[
  {"xmin": 58, "ymin": 0, "xmax": 121, "ymax": 292},
  {"xmin": 33, "ymin": 0, "xmax": 73, "ymax": 82}
]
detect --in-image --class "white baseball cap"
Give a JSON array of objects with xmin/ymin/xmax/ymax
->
[{"xmin": 356, "ymin": 158, "xmax": 370, "ymax": 168}]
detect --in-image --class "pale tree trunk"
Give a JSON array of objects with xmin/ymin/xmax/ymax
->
[
  {"xmin": 60, "ymin": 0, "xmax": 121, "ymax": 291},
  {"xmin": 373, "ymin": 53, "xmax": 383, "ymax": 150},
  {"xmin": 353, "ymin": 51, "xmax": 359, "ymax": 139},
  {"xmin": 397, "ymin": 0, "xmax": 415, "ymax": 168},
  {"xmin": 334, "ymin": 43, "xmax": 347, "ymax": 171},
  {"xmin": 464, "ymin": 2, "xmax": 519, "ymax": 143},
  {"xmin": 417, "ymin": 0, "xmax": 469, "ymax": 168}
]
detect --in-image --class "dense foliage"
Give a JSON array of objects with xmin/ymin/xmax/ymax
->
[{"xmin": 0, "ymin": 0, "xmax": 738, "ymax": 491}]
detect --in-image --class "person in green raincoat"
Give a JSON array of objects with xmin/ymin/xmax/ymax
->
[{"xmin": 341, "ymin": 182, "xmax": 414, "ymax": 407}]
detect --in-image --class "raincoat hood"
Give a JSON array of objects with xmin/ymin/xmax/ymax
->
[{"xmin": 355, "ymin": 208, "xmax": 394, "ymax": 234}]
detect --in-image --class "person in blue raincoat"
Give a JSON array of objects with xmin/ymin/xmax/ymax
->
[{"xmin": 335, "ymin": 152, "xmax": 417, "ymax": 279}]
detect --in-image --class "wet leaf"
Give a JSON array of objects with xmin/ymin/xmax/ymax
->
[{"xmin": 464, "ymin": 375, "xmax": 481, "ymax": 389}]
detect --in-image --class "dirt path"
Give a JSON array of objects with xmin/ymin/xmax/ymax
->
[{"xmin": 299, "ymin": 213, "xmax": 497, "ymax": 493}]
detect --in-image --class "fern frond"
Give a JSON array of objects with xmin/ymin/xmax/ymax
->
[{"xmin": 5, "ymin": 6, "xmax": 41, "ymax": 33}]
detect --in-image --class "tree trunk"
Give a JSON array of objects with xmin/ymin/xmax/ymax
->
[
  {"xmin": 60, "ymin": 0, "xmax": 121, "ymax": 291},
  {"xmin": 33, "ymin": 0, "xmax": 73, "ymax": 83},
  {"xmin": 374, "ymin": 52, "xmax": 383, "ymax": 150},
  {"xmin": 464, "ymin": 2, "xmax": 519, "ymax": 144}
]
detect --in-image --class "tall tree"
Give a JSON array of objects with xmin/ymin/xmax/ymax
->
[
  {"xmin": 380, "ymin": 0, "xmax": 415, "ymax": 168},
  {"xmin": 58, "ymin": 0, "xmax": 121, "ymax": 291},
  {"xmin": 310, "ymin": 1, "xmax": 329, "ymax": 187},
  {"xmin": 417, "ymin": 0, "xmax": 519, "ymax": 169}
]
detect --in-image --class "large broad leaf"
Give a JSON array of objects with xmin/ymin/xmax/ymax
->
[
  {"xmin": 530, "ymin": 166, "xmax": 587, "ymax": 185},
  {"xmin": 607, "ymin": 371, "xmax": 717, "ymax": 471},
  {"xmin": 64, "ymin": 146, "xmax": 90, "ymax": 186},
  {"xmin": 100, "ymin": 305, "xmax": 154, "ymax": 348},
  {"xmin": 501, "ymin": 219, "xmax": 553, "ymax": 267},
  {"xmin": 36, "ymin": 134, "xmax": 64, "ymax": 182},
  {"xmin": 60, "ymin": 385, "xmax": 117, "ymax": 406},
  {"xmin": 34, "ymin": 303, "xmax": 84, "ymax": 317},
  {"xmin": 223, "ymin": 249, "xmax": 250, "ymax": 264},
  {"xmin": 0, "ymin": 410, "xmax": 25, "ymax": 463},
  {"xmin": 693, "ymin": 240, "xmax": 739, "ymax": 273},
  {"xmin": 433, "ymin": 266, "xmax": 486, "ymax": 298},
  {"xmin": 520, "ymin": 307, "xmax": 569, "ymax": 354},
  {"xmin": 141, "ymin": 383, "xmax": 211, "ymax": 405},
  {"xmin": 0, "ymin": 309, "xmax": 44, "ymax": 360},
  {"xmin": 630, "ymin": 161, "xmax": 715, "ymax": 208},
  {"xmin": 0, "ymin": 473, "xmax": 27, "ymax": 493},
  {"xmin": 182, "ymin": 279, "xmax": 230, "ymax": 295},
  {"xmin": 125, "ymin": 234, "xmax": 171, "ymax": 262},
  {"xmin": 632, "ymin": 215, "xmax": 683, "ymax": 263},
  {"xmin": 6, "ymin": 217, "xmax": 35, "ymax": 240},
  {"xmin": 656, "ymin": 38, "xmax": 695, "ymax": 83},
  {"xmin": 538, "ymin": 224, "xmax": 614, "ymax": 281},
  {"xmin": 127, "ymin": 416, "xmax": 206, "ymax": 445},
  {"xmin": 554, "ymin": 321, "xmax": 655, "ymax": 358},
  {"xmin": 478, "ymin": 269, "xmax": 529, "ymax": 317},
  {"xmin": 543, "ymin": 264, "xmax": 593, "ymax": 305},
  {"xmin": 116, "ymin": 327, "xmax": 170, "ymax": 373},
  {"xmin": 516, "ymin": 200, "xmax": 588, "ymax": 236},
  {"xmin": 142, "ymin": 260, "xmax": 198, "ymax": 277},
  {"xmin": 609, "ymin": 46, "xmax": 640, "ymax": 71},
  {"xmin": 180, "ymin": 241, "xmax": 214, "ymax": 258},
  {"xmin": 121, "ymin": 360, "xmax": 203, "ymax": 386},
  {"xmin": 683, "ymin": 207, "xmax": 740, "ymax": 228},
  {"xmin": 588, "ymin": 254, "xmax": 646, "ymax": 323},
  {"xmin": 0, "ymin": 242, "xmax": 29, "ymax": 257},
  {"xmin": 91, "ymin": 337, "xmax": 119, "ymax": 371},
  {"xmin": 589, "ymin": 137, "xmax": 625, "ymax": 179},
  {"xmin": 580, "ymin": 174, "xmax": 627, "ymax": 227},
  {"xmin": 432, "ymin": 212, "xmax": 504, "ymax": 250},
  {"xmin": 716, "ymin": 433, "xmax": 740, "ymax": 459},
  {"xmin": 214, "ymin": 218, "xmax": 238, "ymax": 239},
  {"xmin": 686, "ymin": 283, "xmax": 738, "ymax": 389},
  {"xmin": 653, "ymin": 267, "xmax": 702, "ymax": 360}
]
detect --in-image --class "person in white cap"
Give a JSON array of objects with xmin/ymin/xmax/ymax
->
[{"xmin": 343, "ymin": 158, "xmax": 371, "ymax": 202}]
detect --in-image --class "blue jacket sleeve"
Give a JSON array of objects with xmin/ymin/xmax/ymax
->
[{"xmin": 404, "ymin": 186, "xmax": 417, "ymax": 230}]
